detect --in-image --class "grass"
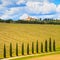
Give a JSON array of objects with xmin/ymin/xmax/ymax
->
[{"xmin": 0, "ymin": 23, "xmax": 60, "ymax": 58}]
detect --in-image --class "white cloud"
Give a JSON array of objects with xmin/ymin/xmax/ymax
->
[
  {"xmin": 26, "ymin": 1, "xmax": 56, "ymax": 14},
  {"xmin": 25, "ymin": 0, "xmax": 49, "ymax": 2},
  {"xmin": 1, "ymin": 0, "xmax": 14, "ymax": 6},
  {"xmin": 0, "ymin": 7, "xmax": 25, "ymax": 19},
  {"xmin": 56, "ymin": 5, "xmax": 60, "ymax": 13},
  {"xmin": 53, "ymin": 13, "xmax": 60, "ymax": 19},
  {"xmin": 41, "ymin": 2, "xmax": 56, "ymax": 14},
  {"xmin": 16, "ymin": 0, "xmax": 25, "ymax": 5},
  {"xmin": 0, "ymin": 4, "xmax": 5, "ymax": 10},
  {"xmin": 26, "ymin": 2, "xmax": 42, "ymax": 14},
  {"xmin": 20, "ymin": 13, "xmax": 29, "ymax": 19},
  {"xmin": 0, "ymin": 0, "xmax": 60, "ymax": 19},
  {"xmin": 20, "ymin": 13, "xmax": 38, "ymax": 19},
  {"xmin": 4, "ymin": 7, "xmax": 21, "ymax": 15},
  {"xmin": 19, "ymin": 13, "xmax": 56, "ymax": 19},
  {"xmin": 0, "ymin": 0, "xmax": 16, "ymax": 13},
  {"xmin": 39, "ymin": 14, "xmax": 55, "ymax": 19},
  {"xmin": 0, "ymin": 15, "xmax": 11, "ymax": 19}
]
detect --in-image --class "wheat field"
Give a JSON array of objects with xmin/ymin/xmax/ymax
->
[{"xmin": 0, "ymin": 23, "xmax": 60, "ymax": 58}]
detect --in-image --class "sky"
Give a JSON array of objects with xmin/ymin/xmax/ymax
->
[{"xmin": 0, "ymin": 0, "xmax": 60, "ymax": 20}]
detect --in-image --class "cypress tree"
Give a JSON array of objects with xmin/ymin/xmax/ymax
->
[
  {"xmin": 36, "ymin": 40, "xmax": 38, "ymax": 53},
  {"xmin": 16, "ymin": 43, "xmax": 18, "ymax": 56},
  {"xmin": 45, "ymin": 40, "xmax": 48, "ymax": 52},
  {"xmin": 27, "ymin": 43, "xmax": 29, "ymax": 55},
  {"xmin": 32, "ymin": 42, "xmax": 34, "ymax": 54},
  {"xmin": 49, "ymin": 38, "xmax": 52, "ymax": 52},
  {"xmin": 4, "ymin": 44, "xmax": 6, "ymax": 58},
  {"xmin": 10, "ymin": 43, "xmax": 12, "ymax": 57},
  {"xmin": 53, "ymin": 40, "xmax": 56, "ymax": 51},
  {"xmin": 22, "ymin": 43, "xmax": 24, "ymax": 55},
  {"xmin": 41, "ymin": 42, "xmax": 43, "ymax": 53}
]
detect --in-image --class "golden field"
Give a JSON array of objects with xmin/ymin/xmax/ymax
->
[{"xmin": 0, "ymin": 23, "xmax": 60, "ymax": 58}]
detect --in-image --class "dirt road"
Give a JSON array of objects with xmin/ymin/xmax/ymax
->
[{"xmin": 28, "ymin": 54, "xmax": 60, "ymax": 60}]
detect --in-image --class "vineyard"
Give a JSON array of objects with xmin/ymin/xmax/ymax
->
[{"xmin": 0, "ymin": 23, "xmax": 60, "ymax": 58}]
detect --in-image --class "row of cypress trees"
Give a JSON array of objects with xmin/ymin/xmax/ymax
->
[
  {"xmin": 4, "ymin": 38, "xmax": 56, "ymax": 58},
  {"xmin": 4, "ymin": 43, "xmax": 12, "ymax": 58}
]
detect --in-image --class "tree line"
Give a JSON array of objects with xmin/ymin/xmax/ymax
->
[
  {"xmin": 0, "ymin": 18, "xmax": 60, "ymax": 24},
  {"xmin": 4, "ymin": 38, "xmax": 56, "ymax": 58}
]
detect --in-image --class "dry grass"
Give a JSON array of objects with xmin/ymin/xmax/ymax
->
[{"xmin": 0, "ymin": 23, "xmax": 60, "ymax": 58}]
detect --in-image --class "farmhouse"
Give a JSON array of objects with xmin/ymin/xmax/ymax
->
[{"xmin": 26, "ymin": 16, "xmax": 36, "ymax": 21}]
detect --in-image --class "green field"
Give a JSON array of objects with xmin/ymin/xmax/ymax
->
[{"xmin": 0, "ymin": 23, "xmax": 60, "ymax": 58}]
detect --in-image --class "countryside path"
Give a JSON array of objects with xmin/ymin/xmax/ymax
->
[
  {"xmin": 28, "ymin": 54, "xmax": 60, "ymax": 60},
  {"xmin": 1, "ymin": 53, "xmax": 60, "ymax": 60}
]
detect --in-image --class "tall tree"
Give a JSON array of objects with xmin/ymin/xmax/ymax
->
[
  {"xmin": 27, "ymin": 43, "xmax": 29, "ymax": 55},
  {"xmin": 10, "ymin": 43, "xmax": 12, "ymax": 57},
  {"xmin": 5, "ymin": 19, "xmax": 13, "ymax": 23},
  {"xmin": 41, "ymin": 42, "xmax": 43, "ymax": 53},
  {"xmin": 22, "ymin": 43, "xmax": 24, "ymax": 55},
  {"xmin": 49, "ymin": 38, "xmax": 52, "ymax": 52},
  {"xmin": 4, "ymin": 44, "xmax": 6, "ymax": 58},
  {"xmin": 36, "ymin": 40, "xmax": 38, "ymax": 53},
  {"xmin": 53, "ymin": 40, "xmax": 56, "ymax": 51},
  {"xmin": 32, "ymin": 42, "xmax": 34, "ymax": 54},
  {"xmin": 45, "ymin": 40, "xmax": 48, "ymax": 52},
  {"xmin": 16, "ymin": 43, "xmax": 18, "ymax": 56}
]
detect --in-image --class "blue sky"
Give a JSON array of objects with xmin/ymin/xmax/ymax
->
[{"xmin": 0, "ymin": 0, "xmax": 60, "ymax": 20}]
